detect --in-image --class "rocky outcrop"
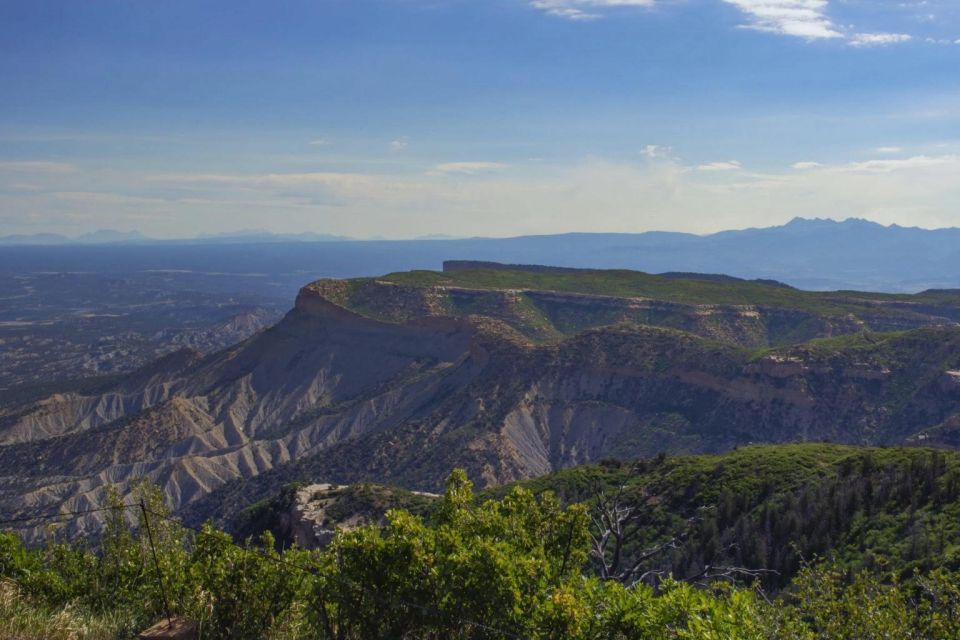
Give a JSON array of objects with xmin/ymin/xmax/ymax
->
[{"xmin": 230, "ymin": 482, "xmax": 439, "ymax": 549}]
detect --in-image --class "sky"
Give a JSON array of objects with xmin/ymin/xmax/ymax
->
[{"xmin": 1, "ymin": 0, "xmax": 959, "ymax": 239}]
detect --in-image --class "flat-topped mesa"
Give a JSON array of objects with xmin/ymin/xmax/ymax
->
[
  {"xmin": 293, "ymin": 278, "xmax": 532, "ymax": 347},
  {"xmin": 443, "ymin": 260, "xmax": 585, "ymax": 274},
  {"xmin": 292, "ymin": 278, "xmax": 830, "ymax": 348},
  {"xmin": 296, "ymin": 278, "xmax": 461, "ymax": 323},
  {"xmin": 292, "ymin": 266, "xmax": 960, "ymax": 349},
  {"xmin": 444, "ymin": 261, "xmax": 797, "ymax": 289},
  {"xmin": 300, "ymin": 279, "xmax": 746, "ymax": 345}
]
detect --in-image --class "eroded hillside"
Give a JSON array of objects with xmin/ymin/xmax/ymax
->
[{"xmin": 2, "ymin": 264, "xmax": 960, "ymax": 541}]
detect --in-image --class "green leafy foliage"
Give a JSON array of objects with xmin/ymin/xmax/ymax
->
[
  {"xmin": 2, "ymin": 464, "xmax": 960, "ymax": 638},
  {"xmin": 311, "ymin": 470, "xmax": 591, "ymax": 638},
  {"xmin": 493, "ymin": 444, "xmax": 960, "ymax": 591},
  {"xmin": 189, "ymin": 526, "xmax": 310, "ymax": 639},
  {"xmin": 779, "ymin": 563, "xmax": 960, "ymax": 639}
]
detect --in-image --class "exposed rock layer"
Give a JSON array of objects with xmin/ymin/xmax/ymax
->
[{"xmin": 2, "ymin": 273, "xmax": 960, "ymax": 540}]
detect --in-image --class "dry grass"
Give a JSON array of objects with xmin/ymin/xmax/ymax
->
[
  {"xmin": 0, "ymin": 579, "xmax": 317, "ymax": 640},
  {"xmin": 0, "ymin": 579, "xmax": 126, "ymax": 640}
]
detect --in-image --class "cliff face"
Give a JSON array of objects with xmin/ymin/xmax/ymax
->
[
  {"xmin": 301, "ymin": 278, "xmax": 958, "ymax": 348},
  {"xmin": 232, "ymin": 323, "xmax": 958, "ymax": 498},
  {"xmin": 3, "ymin": 270, "xmax": 960, "ymax": 540}
]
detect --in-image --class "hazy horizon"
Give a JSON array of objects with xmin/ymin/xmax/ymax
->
[
  {"xmin": 5, "ymin": 215, "xmax": 960, "ymax": 245},
  {"xmin": 4, "ymin": 215, "xmax": 960, "ymax": 244},
  {"xmin": 2, "ymin": 1, "xmax": 959, "ymax": 238}
]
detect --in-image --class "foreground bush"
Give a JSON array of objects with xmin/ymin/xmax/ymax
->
[{"xmin": 1, "ymin": 472, "xmax": 958, "ymax": 639}]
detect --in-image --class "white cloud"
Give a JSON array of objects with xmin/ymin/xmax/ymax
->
[
  {"xmin": 428, "ymin": 162, "xmax": 509, "ymax": 176},
  {"xmin": 0, "ymin": 161, "xmax": 77, "ymax": 174},
  {"xmin": 875, "ymin": 146, "xmax": 903, "ymax": 153},
  {"xmin": 839, "ymin": 154, "xmax": 959, "ymax": 173},
  {"xmin": 390, "ymin": 137, "xmax": 409, "ymax": 152},
  {"xmin": 537, "ymin": 6, "xmax": 599, "ymax": 20},
  {"xmin": 530, "ymin": 0, "xmax": 654, "ymax": 20},
  {"xmin": 151, "ymin": 171, "xmax": 378, "ymax": 191},
  {"xmin": 782, "ymin": 154, "xmax": 960, "ymax": 175},
  {"xmin": 52, "ymin": 191, "xmax": 165, "ymax": 206},
  {"xmin": 14, "ymin": 148, "xmax": 960, "ymax": 237},
  {"xmin": 533, "ymin": 0, "xmax": 921, "ymax": 48},
  {"xmin": 721, "ymin": 0, "xmax": 843, "ymax": 40},
  {"xmin": 309, "ymin": 138, "xmax": 327, "ymax": 146},
  {"xmin": 850, "ymin": 32, "xmax": 913, "ymax": 47},
  {"xmin": 641, "ymin": 144, "xmax": 669, "ymax": 158},
  {"xmin": 698, "ymin": 160, "xmax": 743, "ymax": 171}
]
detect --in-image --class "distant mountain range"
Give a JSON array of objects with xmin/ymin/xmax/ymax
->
[
  {"xmin": 0, "ymin": 229, "xmax": 150, "ymax": 245},
  {"xmin": 0, "ymin": 228, "xmax": 352, "ymax": 245},
  {"xmin": 192, "ymin": 230, "xmax": 353, "ymax": 243},
  {"xmin": 2, "ymin": 218, "xmax": 959, "ymax": 292}
]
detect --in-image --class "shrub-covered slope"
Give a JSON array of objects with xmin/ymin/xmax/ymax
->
[
  {"xmin": 4, "ymin": 463, "xmax": 960, "ymax": 639},
  {"xmin": 304, "ymin": 264, "xmax": 960, "ymax": 347},
  {"xmin": 237, "ymin": 444, "xmax": 960, "ymax": 593},
  {"xmin": 507, "ymin": 444, "xmax": 960, "ymax": 590}
]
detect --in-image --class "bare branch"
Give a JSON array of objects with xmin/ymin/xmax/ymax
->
[{"xmin": 588, "ymin": 478, "xmax": 774, "ymax": 593}]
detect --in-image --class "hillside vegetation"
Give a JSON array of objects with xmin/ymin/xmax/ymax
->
[
  {"xmin": 303, "ymin": 263, "xmax": 960, "ymax": 347},
  {"xmin": 381, "ymin": 264, "xmax": 960, "ymax": 320},
  {"xmin": 236, "ymin": 444, "xmax": 960, "ymax": 591},
  {"xmin": 4, "ymin": 455, "xmax": 960, "ymax": 639},
  {"xmin": 505, "ymin": 444, "xmax": 960, "ymax": 590}
]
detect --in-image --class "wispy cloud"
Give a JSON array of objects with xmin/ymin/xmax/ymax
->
[
  {"xmin": 12, "ymin": 148, "xmax": 960, "ymax": 237},
  {"xmin": 530, "ymin": 0, "xmax": 654, "ymax": 21},
  {"xmin": 428, "ymin": 161, "xmax": 509, "ymax": 176},
  {"xmin": 533, "ymin": 0, "xmax": 923, "ymax": 48},
  {"xmin": 698, "ymin": 160, "xmax": 743, "ymax": 171},
  {"xmin": 721, "ymin": 0, "xmax": 842, "ymax": 40},
  {"xmin": 781, "ymin": 154, "xmax": 959, "ymax": 175},
  {"xmin": 850, "ymin": 32, "xmax": 913, "ymax": 47},
  {"xmin": 839, "ymin": 154, "xmax": 959, "ymax": 173},
  {"xmin": 390, "ymin": 137, "xmax": 409, "ymax": 152},
  {"xmin": 151, "ymin": 172, "xmax": 378, "ymax": 190},
  {"xmin": 52, "ymin": 191, "xmax": 165, "ymax": 206},
  {"xmin": 641, "ymin": 144, "xmax": 672, "ymax": 159},
  {"xmin": 0, "ymin": 161, "xmax": 77, "ymax": 174}
]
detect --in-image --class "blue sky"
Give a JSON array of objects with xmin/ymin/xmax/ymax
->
[{"xmin": 1, "ymin": 0, "xmax": 958, "ymax": 238}]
